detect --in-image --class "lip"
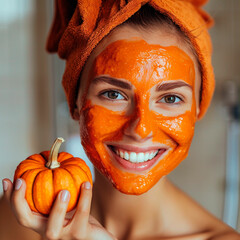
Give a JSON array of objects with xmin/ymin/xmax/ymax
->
[
  {"xmin": 108, "ymin": 143, "xmax": 168, "ymax": 153},
  {"xmin": 107, "ymin": 144, "xmax": 168, "ymax": 172}
]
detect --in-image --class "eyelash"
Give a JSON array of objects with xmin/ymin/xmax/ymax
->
[
  {"xmin": 158, "ymin": 94, "xmax": 184, "ymax": 104},
  {"xmin": 99, "ymin": 89, "xmax": 127, "ymax": 101},
  {"xmin": 99, "ymin": 90, "xmax": 184, "ymax": 105}
]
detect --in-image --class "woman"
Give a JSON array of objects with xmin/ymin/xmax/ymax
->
[{"xmin": 1, "ymin": 1, "xmax": 240, "ymax": 239}]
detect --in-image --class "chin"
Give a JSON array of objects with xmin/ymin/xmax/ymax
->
[
  {"xmin": 81, "ymin": 133, "xmax": 190, "ymax": 195},
  {"xmin": 87, "ymin": 144, "xmax": 182, "ymax": 195},
  {"xmin": 109, "ymin": 173, "xmax": 164, "ymax": 195}
]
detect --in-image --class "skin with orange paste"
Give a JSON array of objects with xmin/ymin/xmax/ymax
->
[{"xmin": 79, "ymin": 39, "xmax": 197, "ymax": 194}]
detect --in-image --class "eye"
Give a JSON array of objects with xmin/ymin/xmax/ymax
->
[
  {"xmin": 101, "ymin": 90, "xmax": 125, "ymax": 100},
  {"xmin": 158, "ymin": 95, "xmax": 182, "ymax": 104}
]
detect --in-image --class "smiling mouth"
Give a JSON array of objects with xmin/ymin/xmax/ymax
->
[{"xmin": 108, "ymin": 145, "xmax": 166, "ymax": 164}]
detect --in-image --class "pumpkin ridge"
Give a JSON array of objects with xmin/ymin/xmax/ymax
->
[
  {"xmin": 31, "ymin": 168, "xmax": 45, "ymax": 213},
  {"xmin": 62, "ymin": 166, "xmax": 79, "ymax": 191},
  {"xmin": 19, "ymin": 167, "xmax": 44, "ymax": 179},
  {"xmin": 52, "ymin": 167, "xmax": 54, "ymax": 195},
  {"xmin": 62, "ymin": 164, "xmax": 92, "ymax": 183},
  {"xmin": 61, "ymin": 166, "xmax": 83, "ymax": 210},
  {"xmin": 57, "ymin": 152, "xmax": 74, "ymax": 162},
  {"xmin": 39, "ymin": 152, "xmax": 48, "ymax": 161},
  {"xmin": 60, "ymin": 157, "xmax": 79, "ymax": 164},
  {"xmin": 33, "ymin": 169, "xmax": 54, "ymax": 214},
  {"xmin": 17, "ymin": 159, "xmax": 45, "ymax": 169},
  {"xmin": 14, "ymin": 163, "xmax": 45, "ymax": 182},
  {"xmin": 28, "ymin": 154, "xmax": 46, "ymax": 163},
  {"xmin": 61, "ymin": 159, "xmax": 90, "ymax": 171},
  {"xmin": 53, "ymin": 167, "xmax": 78, "ymax": 212}
]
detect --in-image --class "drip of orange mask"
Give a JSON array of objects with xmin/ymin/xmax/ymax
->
[{"xmin": 79, "ymin": 40, "xmax": 197, "ymax": 194}]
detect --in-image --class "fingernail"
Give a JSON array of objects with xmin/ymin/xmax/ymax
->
[
  {"xmin": 2, "ymin": 180, "xmax": 8, "ymax": 191},
  {"xmin": 61, "ymin": 190, "xmax": 70, "ymax": 202},
  {"xmin": 84, "ymin": 181, "xmax": 91, "ymax": 190},
  {"xmin": 15, "ymin": 179, "xmax": 22, "ymax": 190}
]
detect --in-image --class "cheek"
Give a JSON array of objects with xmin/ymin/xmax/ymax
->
[
  {"xmin": 154, "ymin": 111, "xmax": 196, "ymax": 145},
  {"xmin": 80, "ymin": 101, "xmax": 128, "ymax": 142},
  {"xmin": 134, "ymin": 94, "xmax": 197, "ymax": 146},
  {"xmin": 154, "ymin": 96, "xmax": 197, "ymax": 145}
]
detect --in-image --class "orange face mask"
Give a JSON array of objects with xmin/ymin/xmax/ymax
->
[{"xmin": 79, "ymin": 39, "xmax": 197, "ymax": 194}]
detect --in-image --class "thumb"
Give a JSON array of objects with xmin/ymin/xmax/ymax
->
[{"xmin": 2, "ymin": 178, "xmax": 13, "ymax": 203}]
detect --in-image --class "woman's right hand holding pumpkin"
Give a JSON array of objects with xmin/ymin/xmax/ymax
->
[{"xmin": 2, "ymin": 178, "xmax": 117, "ymax": 240}]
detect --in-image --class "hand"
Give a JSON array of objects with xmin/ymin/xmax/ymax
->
[{"xmin": 2, "ymin": 178, "xmax": 117, "ymax": 240}]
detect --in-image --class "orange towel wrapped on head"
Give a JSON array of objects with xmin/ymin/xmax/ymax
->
[{"xmin": 47, "ymin": 0, "xmax": 214, "ymax": 119}]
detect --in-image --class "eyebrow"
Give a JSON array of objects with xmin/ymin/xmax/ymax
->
[
  {"xmin": 92, "ymin": 76, "xmax": 132, "ymax": 90},
  {"xmin": 156, "ymin": 81, "xmax": 192, "ymax": 91}
]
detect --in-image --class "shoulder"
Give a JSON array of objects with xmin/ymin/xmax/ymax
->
[
  {"xmin": 0, "ymin": 195, "xmax": 41, "ymax": 240},
  {"xmin": 137, "ymin": 230, "xmax": 240, "ymax": 240},
  {"xmin": 209, "ymin": 230, "xmax": 240, "ymax": 240},
  {"xmin": 164, "ymin": 180, "xmax": 240, "ymax": 238}
]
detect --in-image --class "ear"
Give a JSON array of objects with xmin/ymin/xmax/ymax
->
[
  {"xmin": 73, "ymin": 106, "xmax": 80, "ymax": 120},
  {"xmin": 196, "ymin": 105, "xmax": 200, "ymax": 119}
]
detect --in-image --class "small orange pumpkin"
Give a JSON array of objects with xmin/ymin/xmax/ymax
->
[{"xmin": 14, "ymin": 137, "xmax": 92, "ymax": 215}]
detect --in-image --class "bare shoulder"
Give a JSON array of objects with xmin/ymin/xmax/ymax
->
[
  {"xmin": 137, "ymin": 231, "xmax": 240, "ymax": 240},
  {"xmin": 0, "ymin": 195, "xmax": 41, "ymax": 240},
  {"xmin": 163, "ymin": 179, "xmax": 240, "ymax": 239},
  {"xmin": 209, "ymin": 230, "xmax": 240, "ymax": 240}
]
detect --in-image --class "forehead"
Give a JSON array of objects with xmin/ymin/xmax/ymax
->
[
  {"xmin": 93, "ymin": 39, "xmax": 195, "ymax": 86},
  {"xmin": 79, "ymin": 25, "xmax": 201, "ymax": 98}
]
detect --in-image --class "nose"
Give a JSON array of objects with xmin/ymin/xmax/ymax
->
[{"xmin": 123, "ymin": 106, "xmax": 153, "ymax": 141}]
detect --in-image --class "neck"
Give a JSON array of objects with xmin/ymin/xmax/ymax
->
[{"xmin": 91, "ymin": 169, "xmax": 174, "ymax": 239}]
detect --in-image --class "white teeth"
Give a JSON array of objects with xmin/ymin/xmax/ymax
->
[
  {"xmin": 144, "ymin": 153, "xmax": 149, "ymax": 161},
  {"xmin": 137, "ymin": 153, "xmax": 145, "ymax": 163},
  {"xmin": 130, "ymin": 152, "xmax": 137, "ymax": 162},
  {"xmin": 124, "ymin": 152, "xmax": 129, "ymax": 160},
  {"xmin": 115, "ymin": 148, "xmax": 159, "ymax": 163}
]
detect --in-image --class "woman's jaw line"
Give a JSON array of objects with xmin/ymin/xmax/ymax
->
[{"xmin": 105, "ymin": 142, "xmax": 172, "ymax": 173}]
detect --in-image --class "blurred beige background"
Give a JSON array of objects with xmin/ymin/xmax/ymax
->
[{"xmin": 0, "ymin": 0, "xmax": 239, "ymax": 231}]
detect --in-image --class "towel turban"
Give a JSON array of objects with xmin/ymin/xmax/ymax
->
[{"xmin": 46, "ymin": 0, "xmax": 214, "ymax": 119}]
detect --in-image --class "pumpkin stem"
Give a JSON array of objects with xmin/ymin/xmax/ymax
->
[{"xmin": 46, "ymin": 137, "xmax": 65, "ymax": 169}]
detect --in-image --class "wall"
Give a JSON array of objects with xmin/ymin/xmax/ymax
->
[{"xmin": 0, "ymin": 1, "xmax": 54, "ymax": 183}]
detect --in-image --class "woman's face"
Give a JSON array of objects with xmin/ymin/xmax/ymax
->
[{"xmin": 74, "ymin": 25, "xmax": 201, "ymax": 194}]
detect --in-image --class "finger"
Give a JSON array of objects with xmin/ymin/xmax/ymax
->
[
  {"xmin": 45, "ymin": 190, "xmax": 70, "ymax": 240},
  {"xmin": 4, "ymin": 178, "xmax": 48, "ymax": 236},
  {"xmin": 67, "ymin": 182, "xmax": 92, "ymax": 237},
  {"xmin": 11, "ymin": 178, "xmax": 35, "ymax": 228},
  {"xmin": 2, "ymin": 178, "xmax": 13, "ymax": 203},
  {"xmin": 89, "ymin": 215, "xmax": 102, "ymax": 227},
  {"xmin": 11, "ymin": 178, "xmax": 48, "ymax": 233}
]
